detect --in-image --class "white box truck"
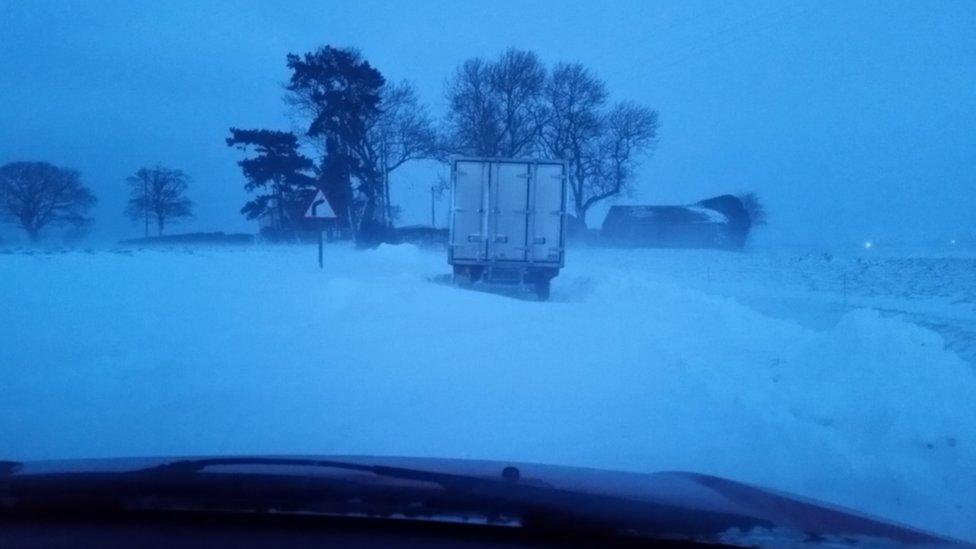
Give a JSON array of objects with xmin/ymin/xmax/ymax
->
[{"xmin": 448, "ymin": 157, "xmax": 568, "ymax": 300}]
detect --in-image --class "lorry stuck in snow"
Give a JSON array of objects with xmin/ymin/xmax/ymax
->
[{"xmin": 448, "ymin": 157, "xmax": 568, "ymax": 300}]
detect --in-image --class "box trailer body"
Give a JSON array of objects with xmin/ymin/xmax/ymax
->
[{"xmin": 448, "ymin": 157, "xmax": 568, "ymax": 299}]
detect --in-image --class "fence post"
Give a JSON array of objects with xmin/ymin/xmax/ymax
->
[{"xmin": 842, "ymin": 271, "xmax": 847, "ymax": 309}]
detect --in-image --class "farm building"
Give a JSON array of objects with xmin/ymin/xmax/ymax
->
[{"xmin": 601, "ymin": 194, "xmax": 752, "ymax": 250}]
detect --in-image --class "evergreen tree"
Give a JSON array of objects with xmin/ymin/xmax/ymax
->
[{"xmin": 226, "ymin": 128, "xmax": 316, "ymax": 233}]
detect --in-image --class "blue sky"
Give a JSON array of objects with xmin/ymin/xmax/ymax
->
[{"xmin": 1, "ymin": 0, "xmax": 973, "ymax": 246}]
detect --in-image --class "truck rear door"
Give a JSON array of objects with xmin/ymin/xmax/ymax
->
[
  {"xmin": 450, "ymin": 160, "xmax": 488, "ymax": 261},
  {"xmin": 528, "ymin": 162, "xmax": 566, "ymax": 265},
  {"xmin": 487, "ymin": 162, "xmax": 530, "ymax": 262}
]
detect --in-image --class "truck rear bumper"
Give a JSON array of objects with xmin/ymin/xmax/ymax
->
[
  {"xmin": 451, "ymin": 263, "xmax": 558, "ymax": 300},
  {"xmin": 451, "ymin": 263, "xmax": 560, "ymax": 284}
]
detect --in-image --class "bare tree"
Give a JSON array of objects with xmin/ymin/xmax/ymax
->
[
  {"xmin": 364, "ymin": 80, "xmax": 438, "ymax": 224},
  {"xmin": 443, "ymin": 58, "xmax": 500, "ymax": 158},
  {"xmin": 490, "ymin": 49, "xmax": 546, "ymax": 157},
  {"xmin": 583, "ymin": 102, "xmax": 659, "ymax": 223},
  {"xmin": 0, "ymin": 161, "xmax": 96, "ymax": 242},
  {"xmin": 537, "ymin": 64, "xmax": 658, "ymax": 225},
  {"xmin": 537, "ymin": 63, "xmax": 608, "ymax": 224},
  {"xmin": 444, "ymin": 49, "xmax": 545, "ymax": 157},
  {"xmin": 125, "ymin": 165, "xmax": 194, "ymax": 236},
  {"xmin": 738, "ymin": 192, "xmax": 767, "ymax": 227}
]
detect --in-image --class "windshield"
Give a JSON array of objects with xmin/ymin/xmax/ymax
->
[{"xmin": 1, "ymin": 0, "xmax": 973, "ymax": 545}]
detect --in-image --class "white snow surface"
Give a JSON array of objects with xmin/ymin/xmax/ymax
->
[{"xmin": 1, "ymin": 243, "xmax": 974, "ymax": 541}]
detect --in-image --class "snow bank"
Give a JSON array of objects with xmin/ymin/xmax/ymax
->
[
  {"xmin": 372, "ymin": 242, "xmax": 424, "ymax": 263},
  {"xmin": 0, "ymin": 245, "xmax": 973, "ymax": 540}
]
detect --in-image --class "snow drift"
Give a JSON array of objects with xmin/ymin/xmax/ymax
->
[{"xmin": 0, "ymin": 243, "xmax": 973, "ymax": 541}]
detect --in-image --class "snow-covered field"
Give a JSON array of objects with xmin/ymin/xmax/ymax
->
[{"xmin": 1, "ymin": 243, "xmax": 974, "ymax": 541}]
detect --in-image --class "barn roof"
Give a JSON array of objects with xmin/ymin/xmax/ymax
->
[
  {"xmin": 607, "ymin": 205, "xmax": 729, "ymax": 225},
  {"xmin": 604, "ymin": 195, "xmax": 749, "ymax": 227}
]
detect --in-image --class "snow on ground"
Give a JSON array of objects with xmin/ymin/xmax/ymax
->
[
  {"xmin": 1, "ymin": 243, "xmax": 974, "ymax": 541},
  {"xmin": 583, "ymin": 246, "xmax": 976, "ymax": 362}
]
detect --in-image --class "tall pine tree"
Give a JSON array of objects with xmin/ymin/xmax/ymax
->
[
  {"xmin": 284, "ymin": 46, "xmax": 385, "ymax": 240},
  {"xmin": 226, "ymin": 128, "xmax": 317, "ymax": 235}
]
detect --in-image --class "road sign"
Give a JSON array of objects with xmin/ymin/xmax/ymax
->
[
  {"xmin": 304, "ymin": 190, "xmax": 337, "ymax": 219},
  {"xmin": 304, "ymin": 190, "xmax": 337, "ymax": 269}
]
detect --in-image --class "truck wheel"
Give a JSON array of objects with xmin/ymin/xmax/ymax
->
[
  {"xmin": 535, "ymin": 280, "xmax": 551, "ymax": 301},
  {"xmin": 453, "ymin": 266, "xmax": 472, "ymax": 288}
]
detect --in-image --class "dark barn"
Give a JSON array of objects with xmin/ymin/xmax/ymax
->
[{"xmin": 601, "ymin": 194, "xmax": 752, "ymax": 250}]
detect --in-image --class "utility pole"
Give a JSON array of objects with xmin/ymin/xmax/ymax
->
[
  {"xmin": 384, "ymin": 169, "xmax": 392, "ymax": 225},
  {"xmin": 431, "ymin": 184, "xmax": 436, "ymax": 227},
  {"xmin": 382, "ymin": 140, "xmax": 391, "ymax": 225}
]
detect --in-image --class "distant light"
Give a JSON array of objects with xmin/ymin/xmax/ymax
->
[
  {"xmin": 864, "ymin": 241, "xmax": 873, "ymax": 249},
  {"xmin": 950, "ymin": 239, "xmax": 957, "ymax": 245}
]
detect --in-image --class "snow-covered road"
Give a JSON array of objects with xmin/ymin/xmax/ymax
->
[{"xmin": 1, "ymin": 243, "xmax": 974, "ymax": 541}]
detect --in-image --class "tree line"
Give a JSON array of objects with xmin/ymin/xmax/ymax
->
[
  {"xmin": 228, "ymin": 46, "xmax": 660, "ymax": 243},
  {"xmin": 0, "ymin": 45, "xmax": 662, "ymax": 244},
  {"xmin": 0, "ymin": 162, "xmax": 194, "ymax": 242}
]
